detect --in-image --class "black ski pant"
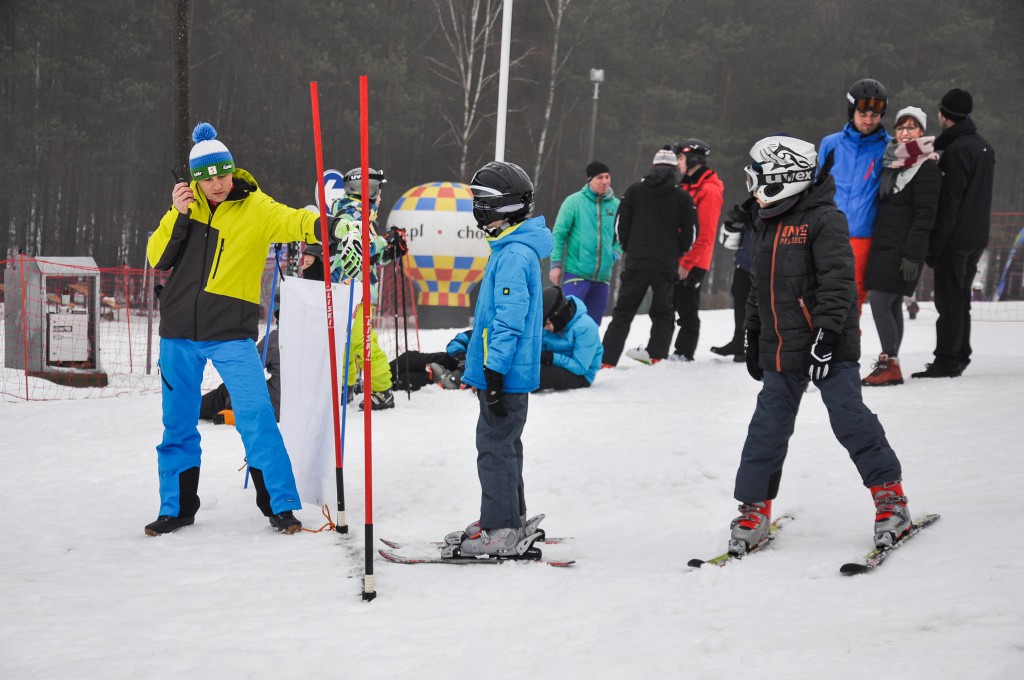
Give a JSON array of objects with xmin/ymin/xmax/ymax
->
[
  {"xmin": 932, "ymin": 247, "xmax": 983, "ymax": 370},
  {"xmin": 200, "ymin": 383, "xmax": 232, "ymax": 420},
  {"xmin": 602, "ymin": 267, "xmax": 676, "ymax": 365},
  {"xmin": 868, "ymin": 290, "xmax": 904, "ymax": 358},
  {"xmin": 733, "ymin": 362, "xmax": 902, "ymax": 504},
  {"xmin": 730, "ymin": 267, "xmax": 752, "ymax": 348},
  {"xmin": 537, "ymin": 365, "xmax": 591, "ymax": 391},
  {"xmin": 389, "ymin": 350, "xmax": 451, "ymax": 391},
  {"xmin": 672, "ymin": 280, "xmax": 702, "ymax": 359}
]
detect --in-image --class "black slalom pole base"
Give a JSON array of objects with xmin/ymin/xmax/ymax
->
[
  {"xmin": 362, "ymin": 522, "xmax": 376, "ymax": 601},
  {"xmin": 335, "ymin": 469, "xmax": 348, "ymax": 533}
]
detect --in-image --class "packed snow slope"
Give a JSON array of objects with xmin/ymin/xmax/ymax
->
[{"xmin": 2, "ymin": 307, "xmax": 1022, "ymax": 679}]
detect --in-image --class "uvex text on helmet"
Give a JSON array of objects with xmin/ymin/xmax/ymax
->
[
  {"xmin": 343, "ymin": 167, "xmax": 387, "ymax": 199},
  {"xmin": 744, "ymin": 136, "xmax": 817, "ymax": 204},
  {"xmin": 469, "ymin": 161, "xmax": 535, "ymax": 228},
  {"xmin": 846, "ymin": 78, "xmax": 888, "ymax": 118}
]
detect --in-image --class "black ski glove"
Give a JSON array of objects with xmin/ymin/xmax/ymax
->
[
  {"xmin": 385, "ymin": 227, "xmax": 408, "ymax": 259},
  {"xmin": 483, "ymin": 367, "xmax": 508, "ymax": 418},
  {"xmin": 684, "ymin": 267, "xmax": 706, "ymax": 289},
  {"xmin": 745, "ymin": 330, "xmax": 763, "ymax": 382},
  {"xmin": 899, "ymin": 257, "xmax": 920, "ymax": 283},
  {"xmin": 540, "ymin": 350, "xmax": 554, "ymax": 366},
  {"xmin": 808, "ymin": 328, "xmax": 838, "ymax": 382}
]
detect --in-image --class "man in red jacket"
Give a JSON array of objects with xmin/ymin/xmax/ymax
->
[{"xmin": 671, "ymin": 139, "xmax": 724, "ymax": 360}]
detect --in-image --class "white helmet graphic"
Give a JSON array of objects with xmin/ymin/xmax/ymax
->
[{"xmin": 744, "ymin": 136, "xmax": 817, "ymax": 203}]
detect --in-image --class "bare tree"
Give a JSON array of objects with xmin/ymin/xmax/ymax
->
[
  {"xmin": 531, "ymin": 0, "xmax": 591, "ymax": 192},
  {"xmin": 428, "ymin": 0, "xmax": 503, "ymax": 178}
]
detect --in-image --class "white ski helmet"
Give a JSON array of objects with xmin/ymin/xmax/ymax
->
[{"xmin": 744, "ymin": 136, "xmax": 817, "ymax": 203}]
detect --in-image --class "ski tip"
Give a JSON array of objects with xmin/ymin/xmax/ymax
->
[
  {"xmin": 687, "ymin": 559, "xmax": 706, "ymax": 569},
  {"xmin": 379, "ymin": 538, "xmax": 400, "ymax": 549},
  {"xmin": 840, "ymin": 562, "xmax": 870, "ymax": 576}
]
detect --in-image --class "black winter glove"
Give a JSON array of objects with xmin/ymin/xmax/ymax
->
[
  {"xmin": 744, "ymin": 330, "xmax": 763, "ymax": 382},
  {"xmin": 385, "ymin": 227, "xmax": 408, "ymax": 259},
  {"xmin": 807, "ymin": 328, "xmax": 838, "ymax": 382},
  {"xmin": 483, "ymin": 367, "xmax": 508, "ymax": 418},
  {"xmin": 899, "ymin": 257, "xmax": 920, "ymax": 283},
  {"xmin": 540, "ymin": 350, "xmax": 554, "ymax": 366},
  {"xmin": 684, "ymin": 267, "xmax": 707, "ymax": 289}
]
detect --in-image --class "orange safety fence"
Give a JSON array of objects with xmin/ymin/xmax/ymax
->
[{"xmin": 1, "ymin": 253, "xmax": 420, "ymax": 402}]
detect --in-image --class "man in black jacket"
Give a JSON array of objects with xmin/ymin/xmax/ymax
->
[
  {"xmin": 913, "ymin": 89, "xmax": 996, "ymax": 379},
  {"xmin": 728, "ymin": 135, "xmax": 911, "ymax": 557},
  {"xmin": 600, "ymin": 147, "xmax": 695, "ymax": 366}
]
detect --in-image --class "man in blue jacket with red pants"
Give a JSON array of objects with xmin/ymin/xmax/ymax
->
[{"xmin": 819, "ymin": 78, "xmax": 891, "ymax": 315}]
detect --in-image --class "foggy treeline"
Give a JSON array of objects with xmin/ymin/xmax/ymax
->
[{"xmin": 2, "ymin": 0, "xmax": 1022, "ymax": 268}]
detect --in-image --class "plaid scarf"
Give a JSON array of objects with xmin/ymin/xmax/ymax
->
[{"xmin": 880, "ymin": 136, "xmax": 939, "ymax": 196}]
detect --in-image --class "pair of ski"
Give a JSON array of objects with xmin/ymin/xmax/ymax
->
[
  {"xmin": 687, "ymin": 513, "xmax": 940, "ymax": 574},
  {"xmin": 377, "ymin": 535, "xmax": 575, "ymax": 568}
]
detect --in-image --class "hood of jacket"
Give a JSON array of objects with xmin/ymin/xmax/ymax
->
[
  {"xmin": 489, "ymin": 215, "xmax": 553, "ymax": 260},
  {"xmin": 639, "ymin": 166, "xmax": 682, "ymax": 195}
]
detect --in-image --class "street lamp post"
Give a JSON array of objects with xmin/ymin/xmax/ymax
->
[{"xmin": 587, "ymin": 68, "xmax": 604, "ymax": 161}]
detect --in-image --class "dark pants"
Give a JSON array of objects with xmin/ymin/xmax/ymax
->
[
  {"xmin": 672, "ymin": 281, "xmax": 702, "ymax": 359},
  {"xmin": 537, "ymin": 365, "xmax": 591, "ymax": 391},
  {"xmin": 733, "ymin": 362, "xmax": 902, "ymax": 503},
  {"xmin": 730, "ymin": 268, "xmax": 752, "ymax": 348},
  {"xmin": 199, "ymin": 383, "xmax": 232, "ymax": 420},
  {"xmin": 476, "ymin": 391, "xmax": 529, "ymax": 529},
  {"xmin": 602, "ymin": 267, "xmax": 676, "ymax": 365},
  {"xmin": 868, "ymin": 290, "xmax": 904, "ymax": 358},
  {"xmin": 932, "ymin": 247, "xmax": 983, "ymax": 370},
  {"xmin": 390, "ymin": 350, "xmax": 451, "ymax": 391}
]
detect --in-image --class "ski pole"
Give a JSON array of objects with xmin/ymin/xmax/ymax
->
[
  {"xmin": 398, "ymin": 253, "xmax": 412, "ymax": 399},
  {"xmin": 310, "ymin": 81, "xmax": 347, "ymax": 534},
  {"xmin": 359, "ymin": 75, "xmax": 376, "ymax": 602}
]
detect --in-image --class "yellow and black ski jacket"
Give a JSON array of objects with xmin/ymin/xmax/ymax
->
[{"xmin": 147, "ymin": 168, "xmax": 319, "ymax": 341}]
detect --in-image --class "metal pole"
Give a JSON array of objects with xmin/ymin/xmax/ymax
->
[
  {"xmin": 587, "ymin": 82, "xmax": 600, "ymax": 161},
  {"xmin": 495, "ymin": 0, "xmax": 513, "ymax": 161}
]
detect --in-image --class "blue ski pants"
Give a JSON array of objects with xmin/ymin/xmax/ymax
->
[
  {"xmin": 156, "ymin": 338, "xmax": 301, "ymax": 517},
  {"xmin": 734, "ymin": 361, "xmax": 902, "ymax": 503},
  {"xmin": 475, "ymin": 391, "xmax": 529, "ymax": 530}
]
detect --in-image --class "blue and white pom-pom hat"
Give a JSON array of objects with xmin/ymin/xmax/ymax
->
[{"xmin": 189, "ymin": 122, "xmax": 235, "ymax": 180}]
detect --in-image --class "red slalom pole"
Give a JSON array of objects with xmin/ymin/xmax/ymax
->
[
  {"xmin": 310, "ymin": 81, "xmax": 348, "ymax": 535},
  {"xmin": 359, "ymin": 75, "xmax": 377, "ymax": 602}
]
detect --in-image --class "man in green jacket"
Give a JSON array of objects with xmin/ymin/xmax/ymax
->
[{"xmin": 549, "ymin": 161, "xmax": 621, "ymax": 325}]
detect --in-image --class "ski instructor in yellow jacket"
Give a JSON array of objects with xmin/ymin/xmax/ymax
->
[{"xmin": 145, "ymin": 122, "xmax": 320, "ymax": 537}]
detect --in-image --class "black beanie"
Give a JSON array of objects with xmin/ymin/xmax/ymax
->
[
  {"xmin": 586, "ymin": 161, "xmax": 610, "ymax": 180},
  {"xmin": 939, "ymin": 89, "xmax": 973, "ymax": 121}
]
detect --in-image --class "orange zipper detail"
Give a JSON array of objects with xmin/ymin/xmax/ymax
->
[{"xmin": 798, "ymin": 296, "xmax": 813, "ymax": 329}]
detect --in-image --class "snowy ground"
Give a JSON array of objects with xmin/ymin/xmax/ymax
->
[{"xmin": 2, "ymin": 306, "xmax": 1022, "ymax": 679}]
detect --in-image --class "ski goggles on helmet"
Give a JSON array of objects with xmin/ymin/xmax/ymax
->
[
  {"xmin": 852, "ymin": 97, "xmax": 886, "ymax": 114},
  {"xmin": 744, "ymin": 162, "xmax": 764, "ymax": 194}
]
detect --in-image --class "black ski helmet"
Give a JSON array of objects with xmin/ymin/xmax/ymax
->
[
  {"xmin": 542, "ymin": 285, "xmax": 573, "ymax": 332},
  {"xmin": 673, "ymin": 138, "xmax": 711, "ymax": 171},
  {"xmin": 343, "ymin": 167, "xmax": 386, "ymax": 200},
  {"xmin": 846, "ymin": 79, "xmax": 888, "ymax": 119},
  {"xmin": 469, "ymin": 161, "xmax": 534, "ymax": 230}
]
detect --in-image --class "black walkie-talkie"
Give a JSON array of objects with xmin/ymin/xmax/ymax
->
[{"xmin": 171, "ymin": 169, "xmax": 187, "ymax": 184}]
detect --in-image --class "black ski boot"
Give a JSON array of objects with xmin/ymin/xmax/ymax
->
[
  {"xmin": 269, "ymin": 511, "xmax": 302, "ymax": 534},
  {"xmin": 145, "ymin": 467, "xmax": 200, "ymax": 536}
]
